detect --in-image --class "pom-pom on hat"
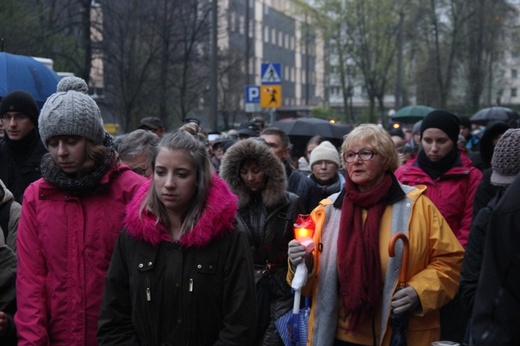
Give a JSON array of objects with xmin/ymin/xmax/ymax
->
[
  {"xmin": 420, "ymin": 110, "xmax": 460, "ymax": 145},
  {"xmin": 309, "ymin": 141, "xmax": 340, "ymax": 167},
  {"xmin": 39, "ymin": 76, "xmax": 105, "ymax": 148},
  {"xmin": 0, "ymin": 90, "xmax": 39, "ymax": 126},
  {"xmin": 490, "ymin": 129, "xmax": 520, "ymax": 186}
]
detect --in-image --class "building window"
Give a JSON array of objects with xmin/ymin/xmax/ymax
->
[
  {"xmin": 264, "ymin": 26, "xmax": 269, "ymax": 43},
  {"xmin": 239, "ymin": 15, "xmax": 244, "ymax": 35},
  {"xmin": 272, "ymin": 28, "xmax": 276, "ymax": 44},
  {"xmin": 513, "ymin": 69, "xmax": 518, "ymax": 79},
  {"xmin": 230, "ymin": 12, "xmax": 236, "ymax": 32},
  {"xmin": 512, "ymin": 88, "xmax": 517, "ymax": 97}
]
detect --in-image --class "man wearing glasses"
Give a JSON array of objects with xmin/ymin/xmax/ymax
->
[{"xmin": 0, "ymin": 90, "xmax": 47, "ymax": 203}]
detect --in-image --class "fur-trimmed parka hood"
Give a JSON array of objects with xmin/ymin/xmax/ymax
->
[
  {"xmin": 124, "ymin": 175, "xmax": 238, "ymax": 248},
  {"xmin": 220, "ymin": 138, "xmax": 287, "ymax": 208}
]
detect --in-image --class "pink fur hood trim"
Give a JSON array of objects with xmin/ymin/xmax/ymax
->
[{"xmin": 124, "ymin": 175, "xmax": 238, "ymax": 248}]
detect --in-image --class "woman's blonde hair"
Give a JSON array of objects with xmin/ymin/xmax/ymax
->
[
  {"xmin": 341, "ymin": 124, "xmax": 399, "ymax": 172},
  {"xmin": 140, "ymin": 122, "xmax": 212, "ymax": 235}
]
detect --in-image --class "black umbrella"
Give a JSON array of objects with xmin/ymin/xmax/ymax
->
[
  {"xmin": 388, "ymin": 233, "xmax": 410, "ymax": 346},
  {"xmin": 271, "ymin": 117, "xmax": 352, "ymax": 140},
  {"xmin": 271, "ymin": 118, "xmax": 352, "ymax": 158},
  {"xmin": 470, "ymin": 107, "xmax": 519, "ymax": 126}
]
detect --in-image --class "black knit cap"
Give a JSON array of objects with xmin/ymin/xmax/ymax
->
[
  {"xmin": 420, "ymin": 109, "xmax": 460, "ymax": 145},
  {"xmin": 0, "ymin": 90, "xmax": 39, "ymax": 126},
  {"xmin": 458, "ymin": 116, "xmax": 472, "ymax": 129}
]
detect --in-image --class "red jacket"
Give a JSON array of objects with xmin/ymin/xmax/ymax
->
[
  {"xmin": 395, "ymin": 152, "xmax": 482, "ymax": 248},
  {"xmin": 15, "ymin": 164, "xmax": 146, "ymax": 346}
]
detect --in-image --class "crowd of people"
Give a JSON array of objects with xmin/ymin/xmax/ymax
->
[{"xmin": 0, "ymin": 78, "xmax": 518, "ymax": 346}]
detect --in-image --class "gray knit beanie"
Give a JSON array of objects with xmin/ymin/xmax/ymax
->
[
  {"xmin": 309, "ymin": 141, "xmax": 340, "ymax": 167},
  {"xmin": 39, "ymin": 76, "xmax": 105, "ymax": 147},
  {"xmin": 491, "ymin": 129, "xmax": 520, "ymax": 186}
]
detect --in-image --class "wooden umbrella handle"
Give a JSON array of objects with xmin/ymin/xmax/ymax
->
[{"xmin": 388, "ymin": 232, "xmax": 409, "ymax": 288}]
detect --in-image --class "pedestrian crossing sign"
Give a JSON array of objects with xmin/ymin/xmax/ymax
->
[
  {"xmin": 261, "ymin": 63, "xmax": 282, "ymax": 85},
  {"xmin": 260, "ymin": 85, "xmax": 282, "ymax": 108}
]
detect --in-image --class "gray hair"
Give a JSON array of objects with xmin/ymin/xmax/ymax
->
[{"xmin": 118, "ymin": 129, "xmax": 160, "ymax": 163}]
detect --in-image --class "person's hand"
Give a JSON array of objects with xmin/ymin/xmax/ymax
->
[
  {"xmin": 391, "ymin": 286, "xmax": 419, "ymax": 314},
  {"xmin": 288, "ymin": 239, "xmax": 306, "ymax": 267},
  {"xmin": 0, "ymin": 311, "xmax": 8, "ymax": 336}
]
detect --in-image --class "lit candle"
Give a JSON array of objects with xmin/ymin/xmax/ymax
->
[{"xmin": 295, "ymin": 227, "xmax": 312, "ymax": 240}]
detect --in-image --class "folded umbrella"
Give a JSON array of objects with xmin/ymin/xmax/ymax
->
[
  {"xmin": 388, "ymin": 232, "xmax": 410, "ymax": 346},
  {"xmin": 275, "ymin": 266, "xmax": 310, "ymax": 346}
]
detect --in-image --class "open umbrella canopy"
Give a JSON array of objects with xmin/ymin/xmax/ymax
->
[
  {"xmin": 271, "ymin": 118, "xmax": 352, "ymax": 159},
  {"xmin": 271, "ymin": 117, "xmax": 352, "ymax": 139},
  {"xmin": 0, "ymin": 52, "xmax": 60, "ymax": 109},
  {"xmin": 391, "ymin": 105, "xmax": 435, "ymax": 123},
  {"xmin": 470, "ymin": 106, "xmax": 519, "ymax": 126}
]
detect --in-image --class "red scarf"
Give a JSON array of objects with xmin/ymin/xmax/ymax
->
[{"xmin": 337, "ymin": 172, "xmax": 393, "ymax": 332}]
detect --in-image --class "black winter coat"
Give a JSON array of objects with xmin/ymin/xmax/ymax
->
[
  {"xmin": 285, "ymin": 161, "xmax": 315, "ymax": 213},
  {"xmin": 220, "ymin": 139, "xmax": 306, "ymax": 345},
  {"xmin": 98, "ymin": 229, "xmax": 256, "ymax": 346},
  {"xmin": 471, "ymin": 175, "xmax": 520, "ymax": 345},
  {"xmin": 0, "ymin": 129, "xmax": 47, "ymax": 203},
  {"xmin": 0, "ymin": 245, "xmax": 17, "ymax": 346},
  {"xmin": 460, "ymin": 189, "xmax": 503, "ymax": 315}
]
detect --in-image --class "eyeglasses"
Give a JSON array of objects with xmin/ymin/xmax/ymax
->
[
  {"xmin": 343, "ymin": 149, "xmax": 378, "ymax": 163},
  {"xmin": 1, "ymin": 113, "xmax": 28, "ymax": 122}
]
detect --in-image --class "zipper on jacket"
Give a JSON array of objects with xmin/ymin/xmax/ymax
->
[
  {"xmin": 189, "ymin": 278, "xmax": 194, "ymax": 292},
  {"xmin": 146, "ymin": 277, "xmax": 151, "ymax": 301}
]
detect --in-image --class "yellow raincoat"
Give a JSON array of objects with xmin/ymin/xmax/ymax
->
[{"xmin": 288, "ymin": 182, "xmax": 464, "ymax": 346}]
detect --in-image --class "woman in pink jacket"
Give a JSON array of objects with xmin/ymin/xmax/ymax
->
[
  {"xmin": 394, "ymin": 110, "xmax": 482, "ymax": 344},
  {"xmin": 15, "ymin": 77, "xmax": 146, "ymax": 345}
]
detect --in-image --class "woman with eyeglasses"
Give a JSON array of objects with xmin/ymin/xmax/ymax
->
[{"xmin": 287, "ymin": 123, "xmax": 464, "ymax": 346}]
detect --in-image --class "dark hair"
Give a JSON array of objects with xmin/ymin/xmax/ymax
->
[
  {"xmin": 77, "ymin": 141, "xmax": 111, "ymax": 178},
  {"xmin": 260, "ymin": 127, "xmax": 290, "ymax": 149}
]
